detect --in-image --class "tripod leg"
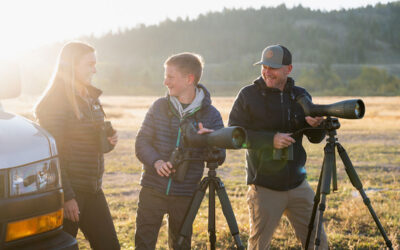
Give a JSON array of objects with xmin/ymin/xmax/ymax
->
[
  {"xmin": 177, "ymin": 178, "xmax": 209, "ymax": 248},
  {"xmin": 313, "ymin": 142, "xmax": 335, "ymax": 250},
  {"xmin": 305, "ymin": 165, "xmax": 323, "ymax": 249},
  {"xmin": 209, "ymin": 177, "xmax": 216, "ymax": 250},
  {"xmin": 214, "ymin": 178, "xmax": 245, "ymax": 250},
  {"xmin": 337, "ymin": 144, "xmax": 393, "ymax": 249}
]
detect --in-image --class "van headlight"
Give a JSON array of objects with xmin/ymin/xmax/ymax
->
[{"xmin": 9, "ymin": 158, "xmax": 61, "ymax": 197}]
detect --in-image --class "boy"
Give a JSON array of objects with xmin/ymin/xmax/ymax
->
[{"xmin": 135, "ymin": 52, "xmax": 225, "ymax": 249}]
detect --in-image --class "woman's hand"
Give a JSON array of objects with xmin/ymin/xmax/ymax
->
[
  {"xmin": 64, "ymin": 198, "xmax": 80, "ymax": 222},
  {"xmin": 107, "ymin": 131, "xmax": 118, "ymax": 146}
]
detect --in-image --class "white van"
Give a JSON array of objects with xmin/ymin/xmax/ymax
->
[{"xmin": 0, "ymin": 62, "xmax": 78, "ymax": 249}]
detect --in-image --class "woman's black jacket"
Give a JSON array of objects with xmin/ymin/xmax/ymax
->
[{"xmin": 36, "ymin": 85, "xmax": 111, "ymax": 201}]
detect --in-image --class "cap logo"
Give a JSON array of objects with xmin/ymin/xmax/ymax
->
[{"xmin": 265, "ymin": 50, "xmax": 274, "ymax": 59}]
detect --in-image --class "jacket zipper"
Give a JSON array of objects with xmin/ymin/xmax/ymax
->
[
  {"xmin": 87, "ymin": 98, "xmax": 101, "ymax": 191},
  {"xmin": 280, "ymin": 92, "xmax": 285, "ymax": 130},
  {"xmin": 166, "ymin": 125, "xmax": 181, "ymax": 195},
  {"xmin": 165, "ymin": 102, "xmax": 201, "ymax": 196},
  {"xmin": 281, "ymin": 91, "xmax": 291, "ymax": 188}
]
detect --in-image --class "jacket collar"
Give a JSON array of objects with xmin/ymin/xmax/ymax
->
[
  {"xmin": 253, "ymin": 76, "xmax": 295, "ymax": 93},
  {"xmin": 76, "ymin": 84, "xmax": 102, "ymax": 103},
  {"xmin": 166, "ymin": 83, "xmax": 212, "ymax": 108},
  {"xmin": 86, "ymin": 85, "xmax": 103, "ymax": 99}
]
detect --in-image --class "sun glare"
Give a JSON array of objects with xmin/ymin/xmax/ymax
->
[
  {"xmin": 0, "ymin": 0, "xmax": 108, "ymax": 61},
  {"xmin": 0, "ymin": 0, "xmax": 394, "ymax": 61}
]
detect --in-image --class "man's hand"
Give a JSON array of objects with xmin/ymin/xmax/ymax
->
[
  {"xmin": 305, "ymin": 116, "xmax": 324, "ymax": 128},
  {"xmin": 64, "ymin": 198, "xmax": 80, "ymax": 222},
  {"xmin": 154, "ymin": 159, "xmax": 174, "ymax": 177},
  {"xmin": 107, "ymin": 131, "xmax": 118, "ymax": 146},
  {"xmin": 197, "ymin": 122, "xmax": 214, "ymax": 134},
  {"xmin": 273, "ymin": 132, "xmax": 296, "ymax": 149}
]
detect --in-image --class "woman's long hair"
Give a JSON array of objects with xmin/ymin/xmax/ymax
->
[{"xmin": 34, "ymin": 41, "xmax": 95, "ymax": 119}]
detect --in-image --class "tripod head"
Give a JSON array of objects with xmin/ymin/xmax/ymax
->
[
  {"xmin": 289, "ymin": 116, "xmax": 341, "ymax": 141},
  {"xmin": 319, "ymin": 117, "xmax": 341, "ymax": 141},
  {"xmin": 170, "ymin": 146, "xmax": 225, "ymax": 182},
  {"xmin": 320, "ymin": 117, "xmax": 340, "ymax": 131},
  {"xmin": 199, "ymin": 147, "xmax": 225, "ymax": 163},
  {"xmin": 203, "ymin": 147, "xmax": 225, "ymax": 170}
]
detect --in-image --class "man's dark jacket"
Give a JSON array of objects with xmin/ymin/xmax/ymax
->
[
  {"xmin": 37, "ymin": 84, "xmax": 112, "ymax": 201},
  {"xmin": 228, "ymin": 77, "xmax": 325, "ymax": 191},
  {"xmin": 135, "ymin": 84, "xmax": 225, "ymax": 196}
]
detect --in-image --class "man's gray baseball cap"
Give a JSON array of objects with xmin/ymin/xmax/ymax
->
[{"xmin": 254, "ymin": 44, "xmax": 292, "ymax": 68}]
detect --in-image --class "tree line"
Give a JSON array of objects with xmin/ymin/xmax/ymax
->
[{"xmin": 24, "ymin": 2, "xmax": 400, "ymax": 96}]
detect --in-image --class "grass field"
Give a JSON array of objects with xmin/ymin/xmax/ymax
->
[{"xmin": 3, "ymin": 96, "xmax": 400, "ymax": 249}]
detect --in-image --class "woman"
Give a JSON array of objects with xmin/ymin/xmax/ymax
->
[{"xmin": 35, "ymin": 41, "xmax": 120, "ymax": 250}]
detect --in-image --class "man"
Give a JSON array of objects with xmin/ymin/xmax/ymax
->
[
  {"xmin": 228, "ymin": 45, "xmax": 329, "ymax": 249},
  {"xmin": 135, "ymin": 52, "xmax": 225, "ymax": 249}
]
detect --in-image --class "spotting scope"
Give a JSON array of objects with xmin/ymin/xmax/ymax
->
[
  {"xmin": 171, "ymin": 123, "xmax": 246, "ymax": 182},
  {"xmin": 183, "ymin": 123, "xmax": 246, "ymax": 149},
  {"xmin": 296, "ymin": 94, "xmax": 365, "ymax": 119}
]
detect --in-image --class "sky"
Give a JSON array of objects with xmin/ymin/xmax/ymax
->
[{"xmin": 0, "ymin": 0, "xmax": 396, "ymax": 60}]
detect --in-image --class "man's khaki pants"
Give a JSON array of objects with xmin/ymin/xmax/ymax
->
[{"xmin": 247, "ymin": 180, "xmax": 328, "ymax": 250}]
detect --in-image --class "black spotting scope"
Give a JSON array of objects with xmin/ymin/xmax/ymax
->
[
  {"xmin": 183, "ymin": 123, "xmax": 247, "ymax": 149},
  {"xmin": 296, "ymin": 94, "xmax": 365, "ymax": 119}
]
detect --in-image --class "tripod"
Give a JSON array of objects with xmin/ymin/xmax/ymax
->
[
  {"xmin": 305, "ymin": 117, "xmax": 393, "ymax": 249},
  {"xmin": 176, "ymin": 153, "xmax": 244, "ymax": 250}
]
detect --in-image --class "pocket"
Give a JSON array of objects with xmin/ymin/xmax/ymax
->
[
  {"xmin": 246, "ymin": 185, "xmax": 257, "ymax": 204},
  {"xmin": 256, "ymin": 148, "xmax": 287, "ymax": 175},
  {"xmin": 247, "ymin": 185, "xmax": 259, "ymax": 225}
]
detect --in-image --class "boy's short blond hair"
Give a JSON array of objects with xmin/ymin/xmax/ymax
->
[{"xmin": 164, "ymin": 52, "xmax": 204, "ymax": 85}]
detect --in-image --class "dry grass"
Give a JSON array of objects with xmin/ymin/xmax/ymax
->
[{"xmin": 3, "ymin": 95, "xmax": 399, "ymax": 249}]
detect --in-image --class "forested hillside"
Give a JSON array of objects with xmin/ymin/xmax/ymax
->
[{"xmin": 24, "ymin": 2, "xmax": 400, "ymax": 96}]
